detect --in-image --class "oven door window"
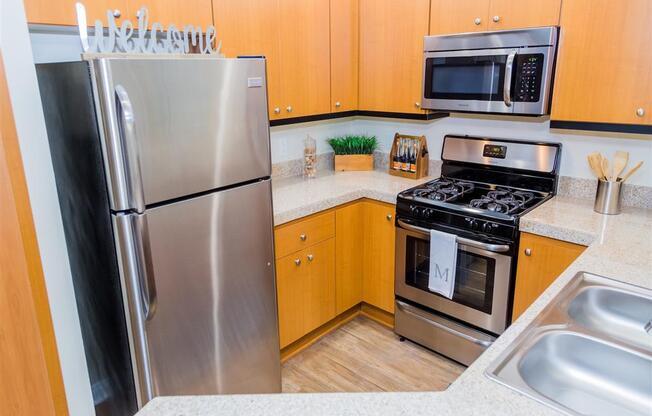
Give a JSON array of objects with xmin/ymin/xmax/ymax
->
[
  {"xmin": 405, "ymin": 236, "xmax": 496, "ymax": 314},
  {"xmin": 424, "ymin": 55, "xmax": 508, "ymax": 101}
]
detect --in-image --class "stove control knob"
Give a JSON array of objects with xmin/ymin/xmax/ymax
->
[
  {"xmin": 410, "ymin": 205, "xmax": 420, "ymax": 215},
  {"xmin": 423, "ymin": 208, "xmax": 434, "ymax": 218},
  {"xmin": 464, "ymin": 217, "xmax": 477, "ymax": 229}
]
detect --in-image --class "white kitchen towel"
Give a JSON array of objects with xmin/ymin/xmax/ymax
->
[{"xmin": 428, "ymin": 229, "xmax": 458, "ymax": 299}]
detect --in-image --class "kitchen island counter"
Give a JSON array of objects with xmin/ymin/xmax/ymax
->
[{"xmin": 137, "ymin": 175, "xmax": 652, "ymax": 416}]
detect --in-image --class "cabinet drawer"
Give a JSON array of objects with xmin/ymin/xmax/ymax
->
[{"xmin": 274, "ymin": 211, "xmax": 335, "ymax": 258}]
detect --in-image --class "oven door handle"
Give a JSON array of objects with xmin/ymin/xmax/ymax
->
[{"xmin": 397, "ymin": 219, "xmax": 511, "ymax": 253}]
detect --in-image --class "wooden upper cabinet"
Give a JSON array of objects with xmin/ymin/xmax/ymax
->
[
  {"xmin": 551, "ymin": 0, "xmax": 652, "ymax": 125},
  {"xmin": 213, "ymin": 0, "xmax": 282, "ymax": 118},
  {"xmin": 24, "ymin": 0, "xmax": 129, "ymax": 26},
  {"xmin": 512, "ymin": 233, "xmax": 585, "ymax": 321},
  {"xmin": 136, "ymin": 0, "xmax": 213, "ymax": 28},
  {"xmin": 277, "ymin": 0, "xmax": 331, "ymax": 118},
  {"xmin": 488, "ymin": 0, "xmax": 561, "ymax": 30},
  {"xmin": 359, "ymin": 0, "xmax": 430, "ymax": 114},
  {"xmin": 330, "ymin": 0, "xmax": 359, "ymax": 113},
  {"xmin": 430, "ymin": 0, "xmax": 490, "ymax": 35}
]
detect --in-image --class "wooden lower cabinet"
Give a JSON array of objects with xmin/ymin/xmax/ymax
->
[
  {"xmin": 335, "ymin": 202, "xmax": 365, "ymax": 314},
  {"xmin": 362, "ymin": 201, "xmax": 396, "ymax": 314},
  {"xmin": 512, "ymin": 232, "xmax": 585, "ymax": 321},
  {"xmin": 276, "ymin": 238, "xmax": 336, "ymax": 348}
]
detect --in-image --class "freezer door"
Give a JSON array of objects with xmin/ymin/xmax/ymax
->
[
  {"xmin": 113, "ymin": 179, "xmax": 280, "ymax": 405},
  {"xmin": 94, "ymin": 57, "xmax": 271, "ymax": 212}
]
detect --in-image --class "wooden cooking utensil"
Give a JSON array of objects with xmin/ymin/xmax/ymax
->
[
  {"xmin": 620, "ymin": 161, "xmax": 643, "ymax": 183},
  {"xmin": 611, "ymin": 151, "xmax": 629, "ymax": 181},
  {"xmin": 600, "ymin": 157, "xmax": 610, "ymax": 181},
  {"xmin": 587, "ymin": 153, "xmax": 604, "ymax": 179}
]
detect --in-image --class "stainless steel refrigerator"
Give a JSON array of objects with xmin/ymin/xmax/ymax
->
[{"xmin": 37, "ymin": 56, "xmax": 281, "ymax": 415}]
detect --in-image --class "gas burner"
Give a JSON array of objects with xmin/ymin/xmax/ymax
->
[
  {"xmin": 469, "ymin": 189, "xmax": 535, "ymax": 214},
  {"xmin": 412, "ymin": 179, "xmax": 475, "ymax": 202}
]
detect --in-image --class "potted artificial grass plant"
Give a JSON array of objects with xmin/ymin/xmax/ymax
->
[{"xmin": 327, "ymin": 135, "xmax": 378, "ymax": 171}]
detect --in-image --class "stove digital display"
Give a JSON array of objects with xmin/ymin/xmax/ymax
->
[{"xmin": 483, "ymin": 144, "xmax": 507, "ymax": 159}]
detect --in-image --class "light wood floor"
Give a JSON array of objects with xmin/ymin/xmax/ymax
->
[{"xmin": 282, "ymin": 316, "xmax": 465, "ymax": 393}]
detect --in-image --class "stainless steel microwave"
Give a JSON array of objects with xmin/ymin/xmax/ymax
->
[{"xmin": 422, "ymin": 27, "xmax": 558, "ymax": 116}]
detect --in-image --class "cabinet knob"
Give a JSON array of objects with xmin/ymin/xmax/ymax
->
[
  {"xmin": 414, "ymin": 102, "xmax": 421, "ymax": 108},
  {"xmin": 492, "ymin": 15, "xmax": 500, "ymax": 23},
  {"xmin": 299, "ymin": 234, "xmax": 307, "ymax": 241},
  {"xmin": 113, "ymin": 9, "xmax": 122, "ymax": 18},
  {"xmin": 286, "ymin": 106, "xmax": 293, "ymax": 113},
  {"xmin": 636, "ymin": 108, "xmax": 645, "ymax": 117},
  {"xmin": 524, "ymin": 248, "xmax": 532, "ymax": 256},
  {"xmin": 307, "ymin": 254, "xmax": 314, "ymax": 262},
  {"xmin": 386, "ymin": 214, "xmax": 393, "ymax": 221},
  {"xmin": 335, "ymin": 101, "xmax": 341, "ymax": 108},
  {"xmin": 294, "ymin": 258, "xmax": 301, "ymax": 266},
  {"xmin": 474, "ymin": 17, "xmax": 482, "ymax": 25},
  {"xmin": 274, "ymin": 107, "xmax": 280, "ymax": 114}
]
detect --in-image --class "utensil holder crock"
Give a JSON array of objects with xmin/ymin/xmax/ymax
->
[{"xmin": 594, "ymin": 179, "xmax": 622, "ymax": 215}]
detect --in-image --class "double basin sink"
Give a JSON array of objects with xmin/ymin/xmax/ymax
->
[{"xmin": 487, "ymin": 272, "xmax": 652, "ymax": 416}]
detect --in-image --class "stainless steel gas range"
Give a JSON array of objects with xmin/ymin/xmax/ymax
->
[{"xmin": 394, "ymin": 135, "xmax": 561, "ymax": 366}]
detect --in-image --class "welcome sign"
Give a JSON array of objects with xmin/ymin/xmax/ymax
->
[{"xmin": 75, "ymin": 2, "xmax": 223, "ymax": 55}]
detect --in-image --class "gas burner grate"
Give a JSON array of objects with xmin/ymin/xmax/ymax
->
[
  {"xmin": 469, "ymin": 188, "xmax": 535, "ymax": 214},
  {"xmin": 412, "ymin": 179, "xmax": 475, "ymax": 202}
]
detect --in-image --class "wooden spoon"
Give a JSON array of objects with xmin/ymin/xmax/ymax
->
[
  {"xmin": 600, "ymin": 157, "xmax": 610, "ymax": 181},
  {"xmin": 611, "ymin": 151, "xmax": 629, "ymax": 181},
  {"xmin": 587, "ymin": 153, "xmax": 604, "ymax": 179},
  {"xmin": 620, "ymin": 161, "xmax": 643, "ymax": 183}
]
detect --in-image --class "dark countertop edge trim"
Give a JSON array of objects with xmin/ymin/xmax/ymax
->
[
  {"xmin": 269, "ymin": 110, "xmax": 449, "ymax": 126},
  {"xmin": 550, "ymin": 120, "xmax": 652, "ymax": 135}
]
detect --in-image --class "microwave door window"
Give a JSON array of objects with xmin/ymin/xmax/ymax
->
[
  {"xmin": 425, "ymin": 56, "xmax": 507, "ymax": 101},
  {"xmin": 404, "ymin": 236, "xmax": 495, "ymax": 314}
]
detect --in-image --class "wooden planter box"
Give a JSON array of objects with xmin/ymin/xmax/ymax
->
[{"xmin": 334, "ymin": 154, "xmax": 374, "ymax": 171}]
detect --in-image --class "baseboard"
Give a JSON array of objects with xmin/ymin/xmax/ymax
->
[{"xmin": 360, "ymin": 302, "xmax": 395, "ymax": 328}]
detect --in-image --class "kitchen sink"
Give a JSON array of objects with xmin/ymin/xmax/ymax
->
[
  {"xmin": 568, "ymin": 286, "xmax": 652, "ymax": 350},
  {"xmin": 487, "ymin": 272, "xmax": 652, "ymax": 416}
]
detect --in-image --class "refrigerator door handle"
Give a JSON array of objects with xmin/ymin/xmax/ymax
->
[
  {"xmin": 114, "ymin": 213, "xmax": 157, "ymax": 406},
  {"xmin": 115, "ymin": 84, "xmax": 146, "ymax": 214}
]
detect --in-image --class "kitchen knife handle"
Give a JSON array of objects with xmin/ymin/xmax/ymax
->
[{"xmin": 115, "ymin": 85, "xmax": 146, "ymax": 214}]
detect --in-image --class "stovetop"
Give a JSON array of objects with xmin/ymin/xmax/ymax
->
[{"xmin": 400, "ymin": 177, "xmax": 549, "ymax": 218}]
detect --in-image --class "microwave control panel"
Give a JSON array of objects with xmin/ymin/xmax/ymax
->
[{"xmin": 514, "ymin": 54, "xmax": 544, "ymax": 103}]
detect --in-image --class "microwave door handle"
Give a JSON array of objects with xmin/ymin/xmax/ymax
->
[
  {"xmin": 115, "ymin": 85, "xmax": 146, "ymax": 214},
  {"xmin": 503, "ymin": 51, "xmax": 517, "ymax": 107},
  {"xmin": 397, "ymin": 219, "xmax": 510, "ymax": 253}
]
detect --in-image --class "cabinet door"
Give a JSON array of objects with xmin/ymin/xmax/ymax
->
[
  {"xmin": 551, "ymin": 0, "xmax": 652, "ymax": 125},
  {"xmin": 213, "ymin": 0, "xmax": 282, "ymax": 119},
  {"xmin": 276, "ymin": 249, "xmax": 309, "ymax": 348},
  {"xmin": 362, "ymin": 201, "xmax": 396, "ymax": 313},
  {"xmin": 137, "ymin": 0, "xmax": 213, "ymax": 28},
  {"xmin": 488, "ymin": 0, "xmax": 561, "ymax": 30},
  {"xmin": 24, "ymin": 0, "xmax": 129, "ymax": 26},
  {"xmin": 303, "ymin": 238, "xmax": 336, "ymax": 334},
  {"xmin": 335, "ymin": 202, "xmax": 364, "ymax": 314},
  {"xmin": 512, "ymin": 233, "xmax": 585, "ymax": 321},
  {"xmin": 359, "ymin": 0, "xmax": 430, "ymax": 114},
  {"xmin": 277, "ymin": 0, "xmax": 331, "ymax": 119},
  {"xmin": 330, "ymin": 0, "xmax": 359, "ymax": 113},
  {"xmin": 430, "ymin": 0, "xmax": 490, "ymax": 35}
]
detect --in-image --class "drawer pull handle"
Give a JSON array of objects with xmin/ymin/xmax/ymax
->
[
  {"xmin": 299, "ymin": 234, "xmax": 307, "ymax": 241},
  {"xmin": 307, "ymin": 254, "xmax": 314, "ymax": 262},
  {"xmin": 294, "ymin": 259, "xmax": 301, "ymax": 266}
]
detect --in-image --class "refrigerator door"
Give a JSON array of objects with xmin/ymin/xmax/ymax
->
[
  {"xmin": 113, "ymin": 179, "xmax": 280, "ymax": 405},
  {"xmin": 94, "ymin": 57, "xmax": 271, "ymax": 212}
]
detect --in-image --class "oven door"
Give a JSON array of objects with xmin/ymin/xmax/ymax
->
[
  {"xmin": 395, "ymin": 220, "xmax": 512, "ymax": 334},
  {"xmin": 422, "ymin": 48, "xmax": 518, "ymax": 114}
]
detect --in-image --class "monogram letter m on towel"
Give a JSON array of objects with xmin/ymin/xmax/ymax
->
[{"xmin": 428, "ymin": 230, "xmax": 458, "ymax": 299}]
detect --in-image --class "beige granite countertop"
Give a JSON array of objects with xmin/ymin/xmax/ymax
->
[
  {"xmin": 271, "ymin": 170, "xmax": 432, "ymax": 225},
  {"xmin": 138, "ymin": 172, "xmax": 652, "ymax": 416}
]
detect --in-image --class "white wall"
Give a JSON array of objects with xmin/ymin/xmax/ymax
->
[
  {"xmin": 0, "ymin": 2, "xmax": 95, "ymax": 415},
  {"xmin": 272, "ymin": 115, "xmax": 652, "ymax": 187}
]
